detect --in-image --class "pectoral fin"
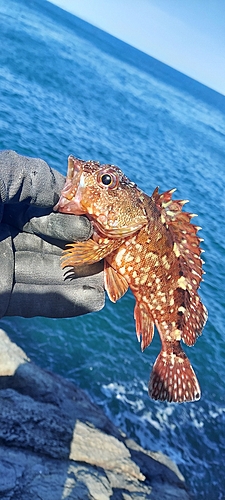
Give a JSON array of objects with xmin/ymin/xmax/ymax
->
[
  {"xmin": 104, "ymin": 261, "xmax": 129, "ymax": 302},
  {"xmin": 61, "ymin": 239, "xmax": 120, "ymax": 268}
]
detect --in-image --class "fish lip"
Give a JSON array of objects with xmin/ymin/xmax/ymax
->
[
  {"xmin": 54, "ymin": 164, "xmax": 85, "ymax": 213},
  {"xmin": 67, "ymin": 155, "xmax": 83, "ymax": 179},
  {"xmin": 56, "ymin": 197, "xmax": 86, "ymax": 215},
  {"xmin": 55, "ymin": 183, "xmax": 86, "ymax": 215}
]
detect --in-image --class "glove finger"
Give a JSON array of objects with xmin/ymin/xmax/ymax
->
[{"xmin": 22, "ymin": 211, "xmax": 93, "ymax": 242}]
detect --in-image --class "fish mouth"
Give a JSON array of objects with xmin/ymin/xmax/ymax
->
[
  {"xmin": 54, "ymin": 156, "xmax": 86, "ymax": 214},
  {"xmin": 55, "ymin": 195, "xmax": 85, "ymax": 215},
  {"xmin": 66, "ymin": 155, "xmax": 83, "ymax": 179},
  {"xmin": 54, "ymin": 181, "xmax": 85, "ymax": 215}
]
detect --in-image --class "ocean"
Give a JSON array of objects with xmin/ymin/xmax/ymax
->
[{"xmin": 0, "ymin": 0, "xmax": 225, "ymax": 498}]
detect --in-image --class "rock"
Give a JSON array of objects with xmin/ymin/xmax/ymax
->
[{"xmin": 0, "ymin": 328, "xmax": 191, "ymax": 499}]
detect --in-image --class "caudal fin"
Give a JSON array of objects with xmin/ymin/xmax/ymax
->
[{"xmin": 148, "ymin": 343, "xmax": 201, "ymax": 403}]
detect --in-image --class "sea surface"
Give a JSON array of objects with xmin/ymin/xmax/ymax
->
[{"xmin": 0, "ymin": 0, "xmax": 225, "ymax": 498}]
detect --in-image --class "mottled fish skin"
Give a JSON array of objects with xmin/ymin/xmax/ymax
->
[{"xmin": 55, "ymin": 155, "xmax": 208, "ymax": 403}]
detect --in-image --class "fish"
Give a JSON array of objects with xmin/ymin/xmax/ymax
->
[{"xmin": 55, "ymin": 155, "xmax": 208, "ymax": 403}]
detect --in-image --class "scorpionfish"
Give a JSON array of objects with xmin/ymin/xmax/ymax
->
[{"xmin": 55, "ymin": 155, "xmax": 208, "ymax": 403}]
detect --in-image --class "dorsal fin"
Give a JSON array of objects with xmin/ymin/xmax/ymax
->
[
  {"xmin": 151, "ymin": 187, "xmax": 205, "ymax": 289},
  {"xmin": 149, "ymin": 187, "xmax": 208, "ymax": 346}
]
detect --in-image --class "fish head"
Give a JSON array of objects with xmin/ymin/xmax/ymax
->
[{"xmin": 55, "ymin": 155, "xmax": 147, "ymax": 238}]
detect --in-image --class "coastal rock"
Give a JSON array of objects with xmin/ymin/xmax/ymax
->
[{"xmin": 0, "ymin": 328, "xmax": 191, "ymax": 499}]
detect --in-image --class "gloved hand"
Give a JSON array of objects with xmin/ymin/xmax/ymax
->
[{"xmin": 0, "ymin": 150, "xmax": 104, "ymax": 318}]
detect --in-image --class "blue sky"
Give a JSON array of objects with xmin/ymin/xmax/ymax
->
[{"xmin": 48, "ymin": 0, "xmax": 225, "ymax": 95}]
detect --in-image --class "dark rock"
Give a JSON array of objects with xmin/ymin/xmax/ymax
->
[{"xmin": 0, "ymin": 328, "xmax": 191, "ymax": 499}]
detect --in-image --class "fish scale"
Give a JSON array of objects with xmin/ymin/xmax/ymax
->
[{"xmin": 55, "ymin": 155, "xmax": 208, "ymax": 404}]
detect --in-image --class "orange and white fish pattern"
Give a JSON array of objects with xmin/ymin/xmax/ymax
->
[{"xmin": 55, "ymin": 156, "xmax": 208, "ymax": 403}]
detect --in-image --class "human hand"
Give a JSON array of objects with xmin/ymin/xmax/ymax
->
[{"xmin": 0, "ymin": 150, "xmax": 104, "ymax": 318}]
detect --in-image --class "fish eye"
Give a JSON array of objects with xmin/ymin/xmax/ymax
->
[
  {"xmin": 101, "ymin": 174, "xmax": 112, "ymax": 185},
  {"xmin": 97, "ymin": 170, "xmax": 118, "ymax": 189}
]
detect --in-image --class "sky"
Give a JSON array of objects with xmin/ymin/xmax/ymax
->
[{"xmin": 48, "ymin": 0, "xmax": 225, "ymax": 96}]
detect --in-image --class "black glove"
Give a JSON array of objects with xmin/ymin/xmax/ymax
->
[{"xmin": 0, "ymin": 150, "xmax": 104, "ymax": 318}]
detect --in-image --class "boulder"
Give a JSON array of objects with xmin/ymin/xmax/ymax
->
[{"xmin": 0, "ymin": 328, "xmax": 190, "ymax": 499}]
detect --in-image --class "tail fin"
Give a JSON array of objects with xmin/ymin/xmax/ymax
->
[{"xmin": 148, "ymin": 343, "xmax": 201, "ymax": 403}]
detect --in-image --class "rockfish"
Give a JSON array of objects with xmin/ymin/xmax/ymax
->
[{"xmin": 55, "ymin": 156, "xmax": 208, "ymax": 403}]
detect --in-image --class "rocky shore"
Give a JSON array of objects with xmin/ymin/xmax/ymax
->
[{"xmin": 0, "ymin": 328, "xmax": 191, "ymax": 499}]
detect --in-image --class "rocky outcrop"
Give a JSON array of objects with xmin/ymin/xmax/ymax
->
[{"xmin": 0, "ymin": 328, "xmax": 191, "ymax": 499}]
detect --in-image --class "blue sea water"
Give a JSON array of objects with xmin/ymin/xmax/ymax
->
[{"xmin": 0, "ymin": 0, "xmax": 225, "ymax": 498}]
